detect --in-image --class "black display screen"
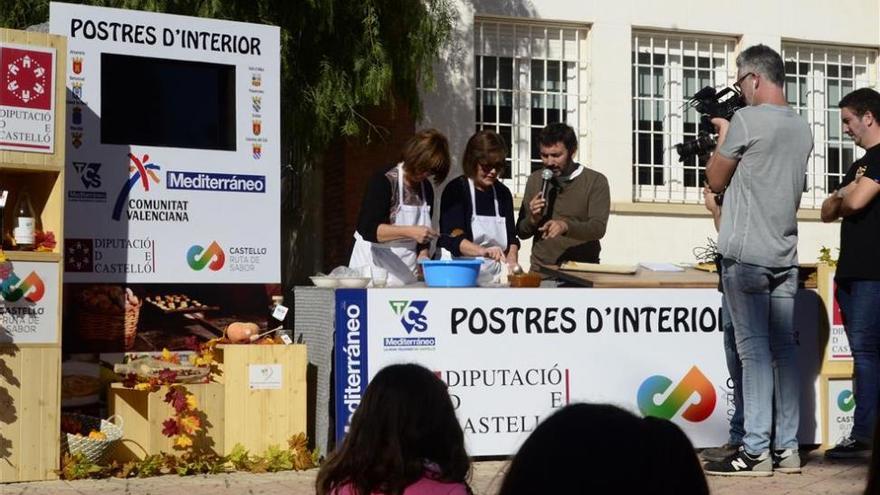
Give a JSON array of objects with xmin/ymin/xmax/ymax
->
[{"xmin": 101, "ymin": 53, "xmax": 236, "ymax": 151}]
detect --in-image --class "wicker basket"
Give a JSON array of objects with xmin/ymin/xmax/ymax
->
[
  {"xmin": 61, "ymin": 413, "xmax": 124, "ymax": 464},
  {"xmin": 75, "ymin": 303, "xmax": 141, "ymax": 350}
]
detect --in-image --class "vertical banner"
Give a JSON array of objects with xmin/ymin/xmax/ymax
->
[
  {"xmin": 0, "ymin": 43, "xmax": 56, "ymax": 153},
  {"xmin": 334, "ymin": 289, "xmax": 368, "ymax": 442},
  {"xmin": 827, "ymin": 271, "xmax": 852, "ymax": 361}
]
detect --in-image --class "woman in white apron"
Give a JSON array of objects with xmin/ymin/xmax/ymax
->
[
  {"xmin": 350, "ymin": 129, "xmax": 451, "ymax": 287},
  {"xmin": 439, "ymin": 130, "xmax": 520, "ymax": 284}
]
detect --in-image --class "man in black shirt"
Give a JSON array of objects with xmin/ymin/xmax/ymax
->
[{"xmin": 821, "ymin": 88, "xmax": 880, "ymax": 458}]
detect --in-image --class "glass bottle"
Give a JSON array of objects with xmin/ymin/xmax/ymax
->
[{"xmin": 13, "ymin": 190, "xmax": 36, "ymax": 251}]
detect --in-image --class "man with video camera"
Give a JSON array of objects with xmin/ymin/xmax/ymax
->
[{"xmin": 702, "ymin": 44, "xmax": 813, "ymax": 477}]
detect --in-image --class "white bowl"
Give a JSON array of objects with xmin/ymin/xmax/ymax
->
[
  {"xmin": 310, "ymin": 276, "xmax": 339, "ymax": 288},
  {"xmin": 336, "ymin": 277, "xmax": 371, "ymax": 288}
]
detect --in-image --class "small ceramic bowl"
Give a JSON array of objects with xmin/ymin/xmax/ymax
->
[
  {"xmin": 336, "ymin": 277, "xmax": 371, "ymax": 288},
  {"xmin": 310, "ymin": 276, "xmax": 339, "ymax": 288}
]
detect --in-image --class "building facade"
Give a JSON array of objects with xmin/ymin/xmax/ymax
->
[{"xmin": 421, "ymin": 0, "xmax": 880, "ymax": 268}]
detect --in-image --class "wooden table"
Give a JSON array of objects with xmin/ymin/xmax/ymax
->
[
  {"xmin": 541, "ymin": 264, "xmax": 819, "ymax": 289},
  {"xmin": 541, "ymin": 265, "xmax": 719, "ymax": 288}
]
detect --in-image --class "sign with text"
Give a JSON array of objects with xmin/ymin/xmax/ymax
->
[
  {"xmin": 334, "ymin": 288, "xmax": 823, "ymax": 455},
  {"xmin": 50, "ymin": 2, "xmax": 279, "ymax": 283},
  {"xmin": 827, "ymin": 378, "xmax": 855, "ymax": 445},
  {"xmin": 0, "ymin": 43, "xmax": 56, "ymax": 153},
  {"xmin": 827, "ymin": 271, "xmax": 852, "ymax": 361},
  {"xmin": 0, "ymin": 261, "xmax": 60, "ymax": 344}
]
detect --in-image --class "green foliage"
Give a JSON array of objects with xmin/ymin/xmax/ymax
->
[
  {"xmin": 58, "ymin": 453, "xmax": 105, "ymax": 480},
  {"xmin": 818, "ymin": 246, "xmax": 839, "ymax": 267},
  {"xmin": 58, "ymin": 436, "xmax": 320, "ymax": 480},
  {"xmin": 0, "ymin": 0, "xmax": 456, "ymax": 158}
]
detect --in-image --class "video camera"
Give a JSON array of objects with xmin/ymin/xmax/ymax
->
[{"xmin": 673, "ymin": 86, "xmax": 746, "ymax": 162}]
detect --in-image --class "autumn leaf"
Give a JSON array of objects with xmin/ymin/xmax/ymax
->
[
  {"xmin": 174, "ymin": 435, "xmax": 193, "ymax": 449},
  {"xmin": 186, "ymin": 394, "xmax": 198, "ymax": 410},
  {"xmin": 134, "ymin": 382, "xmax": 153, "ymax": 391},
  {"xmin": 122, "ymin": 373, "xmax": 139, "ymax": 388},
  {"xmin": 157, "ymin": 369, "xmax": 178, "ymax": 384},
  {"xmin": 160, "ymin": 348, "xmax": 180, "ymax": 364},
  {"xmin": 164, "ymin": 386, "xmax": 188, "ymax": 413},
  {"xmin": 179, "ymin": 414, "xmax": 201, "ymax": 435},
  {"xmin": 161, "ymin": 418, "xmax": 179, "ymax": 437}
]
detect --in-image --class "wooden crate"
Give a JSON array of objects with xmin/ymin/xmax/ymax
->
[
  {"xmin": 216, "ymin": 344, "xmax": 307, "ymax": 453},
  {"xmin": 0, "ymin": 345, "xmax": 61, "ymax": 482},
  {"xmin": 108, "ymin": 382, "xmax": 225, "ymax": 461}
]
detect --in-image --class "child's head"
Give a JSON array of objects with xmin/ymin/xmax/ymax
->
[
  {"xmin": 498, "ymin": 403, "xmax": 709, "ymax": 495},
  {"xmin": 317, "ymin": 363, "xmax": 470, "ymax": 495}
]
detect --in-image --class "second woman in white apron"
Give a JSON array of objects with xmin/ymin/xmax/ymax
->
[
  {"xmin": 350, "ymin": 129, "xmax": 451, "ymax": 287},
  {"xmin": 439, "ymin": 130, "xmax": 520, "ymax": 283}
]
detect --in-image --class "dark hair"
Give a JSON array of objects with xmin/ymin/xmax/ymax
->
[
  {"xmin": 401, "ymin": 129, "xmax": 451, "ymax": 184},
  {"xmin": 736, "ymin": 44, "xmax": 785, "ymax": 86},
  {"xmin": 462, "ymin": 130, "xmax": 507, "ymax": 178},
  {"xmin": 839, "ymin": 87, "xmax": 880, "ymax": 120},
  {"xmin": 498, "ymin": 404, "xmax": 709, "ymax": 495},
  {"xmin": 538, "ymin": 122, "xmax": 578, "ymax": 154},
  {"xmin": 316, "ymin": 364, "xmax": 471, "ymax": 495}
]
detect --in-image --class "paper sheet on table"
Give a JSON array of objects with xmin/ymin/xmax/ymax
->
[{"xmin": 638, "ymin": 262, "xmax": 685, "ymax": 272}]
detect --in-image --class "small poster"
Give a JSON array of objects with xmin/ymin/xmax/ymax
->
[
  {"xmin": 0, "ymin": 43, "xmax": 56, "ymax": 153},
  {"xmin": 249, "ymin": 363, "xmax": 282, "ymax": 390}
]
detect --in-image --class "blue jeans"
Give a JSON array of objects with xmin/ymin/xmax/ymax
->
[
  {"xmin": 836, "ymin": 280, "xmax": 880, "ymax": 443},
  {"xmin": 721, "ymin": 259, "xmax": 799, "ymax": 454},
  {"xmin": 721, "ymin": 299, "xmax": 745, "ymax": 445}
]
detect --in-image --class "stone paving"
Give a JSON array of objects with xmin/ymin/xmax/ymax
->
[{"xmin": 0, "ymin": 452, "xmax": 869, "ymax": 495}]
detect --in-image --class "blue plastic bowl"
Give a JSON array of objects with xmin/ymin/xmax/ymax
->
[{"xmin": 419, "ymin": 259, "xmax": 482, "ymax": 287}]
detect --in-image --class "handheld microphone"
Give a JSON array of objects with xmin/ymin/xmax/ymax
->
[{"xmin": 540, "ymin": 168, "xmax": 553, "ymax": 215}]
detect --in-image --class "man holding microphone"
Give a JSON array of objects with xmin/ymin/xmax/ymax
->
[
  {"xmin": 516, "ymin": 123, "xmax": 610, "ymax": 276},
  {"xmin": 702, "ymin": 44, "xmax": 813, "ymax": 476}
]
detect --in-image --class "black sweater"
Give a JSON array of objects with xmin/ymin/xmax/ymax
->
[{"xmin": 438, "ymin": 175, "xmax": 519, "ymax": 256}]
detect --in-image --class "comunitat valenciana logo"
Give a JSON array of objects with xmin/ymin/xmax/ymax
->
[
  {"xmin": 637, "ymin": 366, "xmax": 716, "ymax": 422},
  {"xmin": 838, "ymin": 389, "xmax": 856, "ymax": 413},
  {"xmin": 113, "ymin": 153, "xmax": 160, "ymax": 221},
  {"xmin": 187, "ymin": 241, "xmax": 225, "ymax": 271},
  {"xmin": 1, "ymin": 271, "xmax": 45, "ymax": 303},
  {"xmin": 389, "ymin": 300, "xmax": 428, "ymax": 334}
]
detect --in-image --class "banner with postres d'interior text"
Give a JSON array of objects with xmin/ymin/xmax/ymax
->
[
  {"xmin": 335, "ymin": 288, "xmax": 824, "ymax": 455},
  {"xmin": 50, "ymin": 2, "xmax": 279, "ymax": 283}
]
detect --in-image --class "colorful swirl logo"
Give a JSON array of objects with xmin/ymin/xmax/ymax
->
[
  {"xmin": 1, "ymin": 271, "xmax": 45, "ymax": 303},
  {"xmin": 187, "ymin": 241, "xmax": 225, "ymax": 271},
  {"xmin": 838, "ymin": 389, "xmax": 855, "ymax": 412},
  {"xmin": 113, "ymin": 153, "xmax": 161, "ymax": 221},
  {"xmin": 637, "ymin": 366, "xmax": 716, "ymax": 422}
]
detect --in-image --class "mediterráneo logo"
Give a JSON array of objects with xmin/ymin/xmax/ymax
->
[
  {"xmin": 167, "ymin": 171, "xmax": 266, "ymax": 193},
  {"xmin": 385, "ymin": 300, "xmax": 434, "ymax": 349},
  {"xmin": 637, "ymin": 366, "xmax": 716, "ymax": 422}
]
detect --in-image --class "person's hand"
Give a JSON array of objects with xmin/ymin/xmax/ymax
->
[
  {"xmin": 506, "ymin": 252, "xmax": 519, "ymax": 268},
  {"xmin": 528, "ymin": 192, "xmax": 546, "ymax": 223},
  {"xmin": 538, "ymin": 219, "xmax": 568, "ymax": 239},
  {"xmin": 702, "ymin": 185, "xmax": 719, "ymax": 213},
  {"xmin": 416, "ymin": 251, "xmax": 430, "ymax": 280},
  {"xmin": 409, "ymin": 226, "xmax": 438, "ymax": 244},
  {"xmin": 710, "ymin": 117, "xmax": 729, "ymax": 134},
  {"xmin": 481, "ymin": 246, "xmax": 505, "ymax": 262}
]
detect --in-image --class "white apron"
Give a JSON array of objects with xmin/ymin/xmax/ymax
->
[
  {"xmin": 441, "ymin": 179, "xmax": 508, "ymax": 285},
  {"xmin": 350, "ymin": 163, "xmax": 432, "ymax": 287}
]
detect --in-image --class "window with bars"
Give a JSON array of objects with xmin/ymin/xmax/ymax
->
[
  {"xmin": 632, "ymin": 33, "xmax": 737, "ymax": 203},
  {"xmin": 782, "ymin": 43, "xmax": 878, "ymax": 208},
  {"xmin": 474, "ymin": 18, "xmax": 589, "ymax": 195}
]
